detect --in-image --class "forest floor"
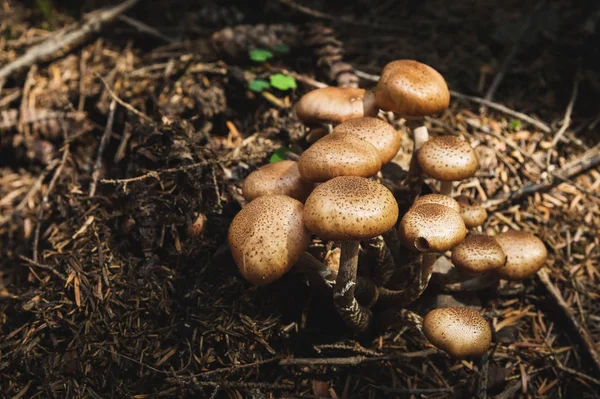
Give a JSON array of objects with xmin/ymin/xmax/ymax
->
[{"xmin": 1, "ymin": 0, "xmax": 600, "ymax": 398}]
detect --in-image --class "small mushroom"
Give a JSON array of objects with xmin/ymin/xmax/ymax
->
[
  {"xmin": 397, "ymin": 203, "xmax": 466, "ymax": 304},
  {"xmin": 298, "ymin": 132, "xmax": 382, "ymax": 182},
  {"xmin": 242, "ymin": 160, "xmax": 314, "ymax": 202},
  {"xmin": 304, "ymin": 176, "xmax": 399, "ymax": 332},
  {"xmin": 295, "ymin": 87, "xmax": 378, "ymax": 127},
  {"xmin": 412, "ymin": 194, "xmax": 460, "ymax": 213},
  {"xmin": 494, "ymin": 230, "xmax": 547, "ymax": 281},
  {"xmin": 455, "ymin": 195, "xmax": 488, "ymax": 228},
  {"xmin": 331, "ymin": 117, "xmax": 402, "ymax": 164},
  {"xmin": 423, "ymin": 307, "xmax": 492, "ymax": 358},
  {"xmin": 228, "ymin": 195, "xmax": 311, "ymax": 285},
  {"xmin": 451, "ymin": 235, "xmax": 507, "ymax": 275},
  {"xmin": 417, "ymin": 136, "xmax": 479, "ymax": 195}
]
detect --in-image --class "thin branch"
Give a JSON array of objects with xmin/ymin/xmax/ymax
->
[
  {"xmin": 0, "ymin": 0, "xmax": 140, "ymax": 83},
  {"xmin": 549, "ymin": 66, "xmax": 580, "ymax": 148},
  {"xmin": 279, "ymin": 348, "xmax": 438, "ymax": 366},
  {"xmin": 89, "ymin": 100, "xmax": 116, "ymax": 197},
  {"xmin": 537, "ymin": 268, "xmax": 600, "ymax": 376},
  {"xmin": 18, "ymin": 255, "xmax": 66, "ymax": 281},
  {"xmin": 96, "ymin": 74, "xmax": 153, "ymax": 124},
  {"xmin": 117, "ymin": 15, "xmax": 176, "ymax": 43}
]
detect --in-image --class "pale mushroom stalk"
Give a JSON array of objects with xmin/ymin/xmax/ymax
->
[
  {"xmin": 333, "ymin": 240, "xmax": 372, "ymax": 333},
  {"xmin": 402, "ymin": 119, "xmax": 430, "ymax": 201},
  {"xmin": 440, "ymin": 181, "xmax": 453, "ymax": 196},
  {"xmin": 363, "ymin": 231, "xmax": 397, "ymax": 286},
  {"xmin": 292, "ymin": 252, "xmax": 338, "ymax": 287}
]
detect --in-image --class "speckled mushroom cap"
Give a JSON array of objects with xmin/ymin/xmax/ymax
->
[
  {"xmin": 399, "ymin": 203, "xmax": 466, "ymax": 252},
  {"xmin": 417, "ymin": 136, "xmax": 479, "ymax": 182},
  {"xmin": 412, "ymin": 194, "xmax": 460, "ymax": 213},
  {"xmin": 294, "ymin": 87, "xmax": 378, "ymax": 126},
  {"xmin": 494, "ymin": 230, "xmax": 547, "ymax": 281},
  {"xmin": 298, "ymin": 132, "xmax": 382, "ymax": 182},
  {"xmin": 228, "ymin": 195, "xmax": 311, "ymax": 286},
  {"xmin": 423, "ymin": 307, "xmax": 492, "ymax": 358},
  {"xmin": 451, "ymin": 235, "xmax": 507, "ymax": 274},
  {"xmin": 303, "ymin": 176, "xmax": 399, "ymax": 241},
  {"xmin": 374, "ymin": 60, "xmax": 450, "ymax": 119},
  {"xmin": 455, "ymin": 195, "xmax": 488, "ymax": 228},
  {"xmin": 242, "ymin": 160, "xmax": 314, "ymax": 203},
  {"xmin": 331, "ymin": 117, "xmax": 402, "ymax": 164}
]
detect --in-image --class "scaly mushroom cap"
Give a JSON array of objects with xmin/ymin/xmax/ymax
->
[
  {"xmin": 331, "ymin": 117, "xmax": 402, "ymax": 164},
  {"xmin": 228, "ymin": 195, "xmax": 311, "ymax": 285},
  {"xmin": 374, "ymin": 60, "xmax": 450, "ymax": 119},
  {"xmin": 417, "ymin": 136, "xmax": 479, "ymax": 182},
  {"xmin": 304, "ymin": 176, "xmax": 398, "ymax": 241},
  {"xmin": 399, "ymin": 203, "xmax": 466, "ymax": 252},
  {"xmin": 242, "ymin": 160, "xmax": 314, "ymax": 203},
  {"xmin": 295, "ymin": 87, "xmax": 378, "ymax": 126},
  {"xmin": 494, "ymin": 230, "xmax": 547, "ymax": 280},
  {"xmin": 455, "ymin": 195, "xmax": 487, "ymax": 228},
  {"xmin": 451, "ymin": 235, "xmax": 507, "ymax": 274},
  {"xmin": 412, "ymin": 194, "xmax": 460, "ymax": 213},
  {"xmin": 298, "ymin": 132, "xmax": 382, "ymax": 182},
  {"xmin": 423, "ymin": 307, "xmax": 492, "ymax": 358}
]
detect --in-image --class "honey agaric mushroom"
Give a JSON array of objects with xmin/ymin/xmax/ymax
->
[
  {"xmin": 331, "ymin": 117, "xmax": 402, "ymax": 164},
  {"xmin": 304, "ymin": 176, "xmax": 399, "ymax": 332},
  {"xmin": 298, "ymin": 132, "xmax": 382, "ymax": 182},
  {"xmin": 228, "ymin": 195, "xmax": 311, "ymax": 285},
  {"xmin": 412, "ymin": 193, "xmax": 460, "ymax": 213},
  {"xmin": 374, "ymin": 60, "xmax": 450, "ymax": 199},
  {"xmin": 423, "ymin": 307, "xmax": 492, "ymax": 358},
  {"xmin": 417, "ymin": 135, "xmax": 479, "ymax": 196},
  {"xmin": 451, "ymin": 235, "xmax": 507, "ymax": 275},
  {"xmin": 455, "ymin": 195, "xmax": 488, "ymax": 228},
  {"xmin": 294, "ymin": 87, "xmax": 378, "ymax": 128},
  {"xmin": 242, "ymin": 160, "xmax": 314, "ymax": 203},
  {"xmin": 494, "ymin": 230, "xmax": 548, "ymax": 280},
  {"xmin": 397, "ymin": 203, "xmax": 466, "ymax": 304}
]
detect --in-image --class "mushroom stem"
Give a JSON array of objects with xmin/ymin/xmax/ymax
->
[
  {"xmin": 294, "ymin": 252, "xmax": 337, "ymax": 287},
  {"xmin": 441, "ymin": 271, "xmax": 500, "ymax": 292},
  {"xmin": 334, "ymin": 240, "xmax": 372, "ymax": 333},
  {"xmin": 476, "ymin": 353, "xmax": 489, "ymax": 399},
  {"xmin": 440, "ymin": 181, "xmax": 453, "ymax": 196},
  {"xmin": 363, "ymin": 232, "xmax": 396, "ymax": 286},
  {"xmin": 402, "ymin": 120, "xmax": 429, "ymax": 201}
]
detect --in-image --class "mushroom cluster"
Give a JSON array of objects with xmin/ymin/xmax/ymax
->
[{"xmin": 224, "ymin": 59, "xmax": 548, "ymax": 359}]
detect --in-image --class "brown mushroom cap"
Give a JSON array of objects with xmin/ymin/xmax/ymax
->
[
  {"xmin": 304, "ymin": 176, "xmax": 398, "ymax": 241},
  {"xmin": 451, "ymin": 235, "xmax": 506, "ymax": 274},
  {"xmin": 295, "ymin": 87, "xmax": 378, "ymax": 126},
  {"xmin": 455, "ymin": 195, "xmax": 487, "ymax": 228},
  {"xmin": 228, "ymin": 195, "xmax": 311, "ymax": 285},
  {"xmin": 242, "ymin": 160, "xmax": 314, "ymax": 202},
  {"xmin": 298, "ymin": 132, "xmax": 382, "ymax": 182},
  {"xmin": 423, "ymin": 307, "xmax": 492, "ymax": 358},
  {"xmin": 399, "ymin": 203, "xmax": 466, "ymax": 252},
  {"xmin": 417, "ymin": 136, "xmax": 479, "ymax": 182},
  {"xmin": 374, "ymin": 60, "xmax": 450, "ymax": 119},
  {"xmin": 494, "ymin": 230, "xmax": 547, "ymax": 280},
  {"xmin": 412, "ymin": 194, "xmax": 460, "ymax": 213},
  {"xmin": 331, "ymin": 117, "xmax": 402, "ymax": 164}
]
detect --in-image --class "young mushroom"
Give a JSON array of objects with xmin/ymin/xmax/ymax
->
[
  {"xmin": 242, "ymin": 160, "xmax": 314, "ymax": 203},
  {"xmin": 423, "ymin": 307, "xmax": 492, "ymax": 358},
  {"xmin": 412, "ymin": 193, "xmax": 460, "ymax": 213},
  {"xmin": 417, "ymin": 135, "xmax": 479, "ymax": 196},
  {"xmin": 455, "ymin": 195, "xmax": 488, "ymax": 229},
  {"xmin": 298, "ymin": 132, "xmax": 382, "ymax": 182},
  {"xmin": 331, "ymin": 117, "xmax": 402, "ymax": 164},
  {"xmin": 494, "ymin": 230, "xmax": 548, "ymax": 281},
  {"xmin": 393, "ymin": 203, "xmax": 466, "ymax": 304},
  {"xmin": 228, "ymin": 195, "xmax": 311, "ymax": 285},
  {"xmin": 304, "ymin": 176, "xmax": 399, "ymax": 333},
  {"xmin": 295, "ymin": 87, "xmax": 378, "ymax": 133}
]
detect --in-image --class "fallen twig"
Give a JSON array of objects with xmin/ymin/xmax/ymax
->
[
  {"xmin": 0, "ymin": 0, "xmax": 140, "ymax": 86},
  {"xmin": 89, "ymin": 100, "xmax": 116, "ymax": 197},
  {"xmin": 537, "ymin": 268, "xmax": 600, "ymax": 377},
  {"xmin": 279, "ymin": 348, "xmax": 439, "ymax": 366}
]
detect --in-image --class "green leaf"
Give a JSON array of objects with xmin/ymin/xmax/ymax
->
[
  {"xmin": 249, "ymin": 49, "xmax": 273, "ymax": 62},
  {"xmin": 269, "ymin": 147, "xmax": 297, "ymax": 163},
  {"xmin": 508, "ymin": 119, "xmax": 522, "ymax": 131},
  {"xmin": 274, "ymin": 43, "xmax": 290, "ymax": 53},
  {"xmin": 248, "ymin": 79, "xmax": 271, "ymax": 93},
  {"xmin": 269, "ymin": 73, "xmax": 297, "ymax": 91}
]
